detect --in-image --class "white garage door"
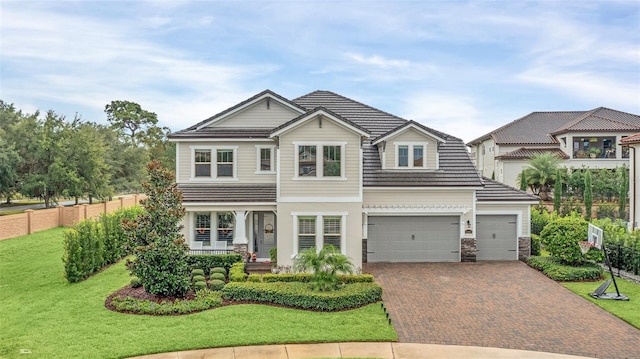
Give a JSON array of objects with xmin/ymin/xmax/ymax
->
[
  {"xmin": 367, "ymin": 216, "xmax": 460, "ymax": 262},
  {"xmin": 476, "ymin": 215, "xmax": 518, "ymax": 260}
]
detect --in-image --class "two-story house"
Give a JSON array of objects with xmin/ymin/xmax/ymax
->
[
  {"xmin": 466, "ymin": 108, "xmax": 640, "ymax": 189},
  {"xmin": 168, "ymin": 90, "xmax": 538, "ymax": 268}
]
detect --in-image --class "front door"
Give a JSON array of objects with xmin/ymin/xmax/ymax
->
[{"xmin": 253, "ymin": 212, "xmax": 276, "ymax": 258}]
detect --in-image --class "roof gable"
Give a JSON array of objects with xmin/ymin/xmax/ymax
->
[
  {"xmin": 270, "ymin": 106, "xmax": 370, "ymax": 138},
  {"xmin": 372, "ymin": 120, "xmax": 447, "ymax": 145},
  {"xmin": 194, "ymin": 90, "xmax": 306, "ymax": 130}
]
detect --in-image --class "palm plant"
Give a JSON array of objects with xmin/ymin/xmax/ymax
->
[
  {"xmin": 523, "ymin": 153, "xmax": 562, "ymax": 200},
  {"xmin": 294, "ymin": 245, "xmax": 354, "ymax": 291}
]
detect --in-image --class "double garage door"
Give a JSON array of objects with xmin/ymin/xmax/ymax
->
[
  {"xmin": 367, "ymin": 216, "xmax": 460, "ymax": 262},
  {"xmin": 367, "ymin": 215, "xmax": 518, "ymax": 262}
]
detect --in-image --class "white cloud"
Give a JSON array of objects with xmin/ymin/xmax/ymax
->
[{"xmin": 400, "ymin": 93, "xmax": 494, "ymax": 144}]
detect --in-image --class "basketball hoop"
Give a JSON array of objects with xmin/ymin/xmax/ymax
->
[{"xmin": 578, "ymin": 241, "xmax": 594, "ymax": 255}]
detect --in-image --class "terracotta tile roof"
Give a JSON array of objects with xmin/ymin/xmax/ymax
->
[
  {"xmin": 476, "ymin": 177, "xmax": 539, "ymax": 202},
  {"xmin": 467, "ymin": 107, "xmax": 640, "ymax": 146},
  {"xmin": 496, "ymin": 148, "xmax": 569, "ymax": 160},
  {"xmin": 619, "ymin": 132, "xmax": 640, "ymax": 144},
  {"xmin": 178, "ymin": 184, "xmax": 276, "ymax": 203}
]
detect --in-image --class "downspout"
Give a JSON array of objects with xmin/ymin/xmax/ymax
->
[{"xmin": 632, "ymin": 146, "xmax": 636, "ymax": 230}]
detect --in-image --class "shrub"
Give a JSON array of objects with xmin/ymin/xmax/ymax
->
[
  {"xmin": 63, "ymin": 206, "xmax": 143, "ymax": 283},
  {"xmin": 192, "ymin": 275, "xmax": 205, "ymax": 283},
  {"xmin": 186, "ymin": 254, "xmax": 243, "ymax": 273},
  {"xmin": 596, "ymin": 202, "xmax": 616, "ymax": 220},
  {"xmin": 222, "ymin": 282, "xmax": 382, "ymax": 311},
  {"xmin": 294, "ymin": 245, "xmax": 355, "ymax": 292},
  {"xmin": 261, "ymin": 273, "xmax": 374, "ymax": 284},
  {"xmin": 193, "ymin": 281, "xmax": 207, "ymax": 291},
  {"xmin": 191, "ymin": 269, "xmax": 204, "ymax": 277},
  {"xmin": 123, "ymin": 161, "xmax": 191, "ymax": 297},
  {"xmin": 110, "ymin": 289, "xmax": 222, "ymax": 315},
  {"xmin": 527, "ymin": 256, "xmax": 603, "ymax": 281},
  {"xmin": 210, "ymin": 267, "xmax": 227, "ymax": 276},
  {"xmin": 560, "ymin": 196, "xmax": 582, "ymax": 217},
  {"xmin": 130, "ymin": 277, "xmax": 142, "ymax": 288},
  {"xmin": 209, "ymin": 279, "xmax": 225, "ymax": 291},
  {"xmin": 269, "ymin": 247, "xmax": 277, "ymax": 265},
  {"xmin": 530, "ymin": 234, "xmax": 541, "ymax": 256},
  {"xmin": 540, "ymin": 213, "xmax": 588, "ymax": 265},
  {"xmin": 229, "ymin": 262, "xmax": 246, "ymax": 282},
  {"xmin": 530, "ymin": 205, "xmax": 557, "ymax": 235},
  {"xmin": 247, "ymin": 274, "xmax": 262, "ymax": 282},
  {"xmin": 209, "ymin": 272, "xmax": 226, "ymax": 281}
]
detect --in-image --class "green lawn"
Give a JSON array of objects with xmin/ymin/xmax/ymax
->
[
  {"xmin": 563, "ymin": 275, "xmax": 640, "ymax": 329},
  {"xmin": 0, "ymin": 228, "xmax": 397, "ymax": 359}
]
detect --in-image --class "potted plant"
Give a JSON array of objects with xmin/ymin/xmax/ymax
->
[
  {"xmin": 269, "ymin": 248, "xmax": 278, "ymax": 273},
  {"xmin": 589, "ymin": 147, "xmax": 601, "ymax": 158}
]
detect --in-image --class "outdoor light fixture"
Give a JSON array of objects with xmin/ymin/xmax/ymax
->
[{"xmin": 465, "ymin": 220, "xmax": 472, "ymax": 234}]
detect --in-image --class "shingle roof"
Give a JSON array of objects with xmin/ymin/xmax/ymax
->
[
  {"xmin": 178, "ymin": 184, "xmax": 276, "ymax": 203},
  {"xmin": 294, "ymin": 91, "xmax": 482, "ymax": 187},
  {"xmin": 467, "ymin": 107, "xmax": 640, "ymax": 146},
  {"xmin": 270, "ymin": 106, "xmax": 370, "ymax": 137},
  {"xmin": 496, "ymin": 148, "xmax": 569, "ymax": 160},
  {"xmin": 169, "ymin": 128, "xmax": 271, "ymax": 139},
  {"xmin": 372, "ymin": 120, "xmax": 448, "ymax": 144},
  {"xmin": 476, "ymin": 177, "xmax": 539, "ymax": 202}
]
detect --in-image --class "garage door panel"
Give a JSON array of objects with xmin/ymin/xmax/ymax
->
[
  {"xmin": 476, "ymin": 215, "xmax": 517, "ymax": 260},
  {"xmin": 368, "ymin": 216, "xmax": 460, "ymax": 262}
]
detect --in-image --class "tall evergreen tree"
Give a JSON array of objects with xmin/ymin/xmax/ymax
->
[
  {"xmin": 584, "ymin": 170, "xmax": 593, "ymax": 220},
  {"xmin": 553, "ymin": 168, "xmax": 562, "ymax": 212},
  {"xmin": 619, "ymin": 166, "xmax": 628, "ymax": 220}
]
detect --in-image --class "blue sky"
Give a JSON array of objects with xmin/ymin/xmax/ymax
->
[{"xmin": 1, "ymin": 0, "xmax": 639, "ymax": 143}]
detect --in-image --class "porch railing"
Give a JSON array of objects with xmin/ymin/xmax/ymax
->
[{"xmin": 188, "ymin": 249, "xmax": 235, "ymax": 255}]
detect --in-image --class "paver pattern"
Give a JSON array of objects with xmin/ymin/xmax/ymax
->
[{"xmin": 365, "ymin": 261, "xmax": 640, "ymax": 359}]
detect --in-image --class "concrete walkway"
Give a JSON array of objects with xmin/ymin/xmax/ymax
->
[{"xmin": 129, "ymin": 342, "xmax": 595, "ymax": 359}]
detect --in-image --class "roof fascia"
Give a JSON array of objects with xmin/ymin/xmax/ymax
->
[
  {"xmin": 372, "ymin": 122, "xmax": 446, "ymax": 145},
  {"xmin": 196, "ymin": 92, "xmax": 305, "ymax": 130},
  {"xmin": 269, "ymin": 109, "xmax": 370, "ymax": 138}
]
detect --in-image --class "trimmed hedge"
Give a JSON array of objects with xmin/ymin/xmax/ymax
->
[
  {"xmin": 527, "ymin": 256, "xmax": 603, "ymax": 281},
  {"xmin": 229, "ymin": 262, "xmax": 246, "ymax": 282},
  {"xmin": 209, "ymin": 272, "xmax": 226, "ymax": 281},
  {"xmin": 110, "ymin": 289, "xmax": 222, "ymax": 315},
  {"xmin": 186, "ymin": 254, "xmax": 243, "ymax": 272},
  {"xmin": 221, "ymin": 282, "xmax": 382, "ymax": 311},
  {"xmin": 210, "ymin": 279, "xmax": 225, "ymax": 291},
  {"xmin": 191, "ymin": 269, "xmax": 204, "ymax": 277},
  {"xmin": 192, "ymin": 275, "xmax": 205, "ymax": 283},
  {"xmin": 261, "ymin": 273, "xmax": 374, "ymax": 284},
  {"xmin": 63, "ymin": 206, "xmax": 144, "ymax": 283},
  {"xmin": 210, "ymin": 267, "xmax": 227, "ymax": 275}
]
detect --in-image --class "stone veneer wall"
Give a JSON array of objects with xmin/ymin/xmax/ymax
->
[
  {"xmin": 461, "ymin": 237, "xmax": 477, "ymax": 262},
  {"xmin": 518, "ymin": 237, "xmax": 531, "ymax": 261}
]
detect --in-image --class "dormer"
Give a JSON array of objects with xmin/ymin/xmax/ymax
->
[{"xmin": 372, "ymin": 120, "xmax": 445, "ymax": 170}]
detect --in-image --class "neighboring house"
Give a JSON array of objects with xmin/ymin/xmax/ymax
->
[
  {"xmin": 620, "ymin": 133, "xmax": 640, "ymax": 230},
  {"xmin": 168, "ymin": 90, "xmax": 539, "ymax": 268},
  {"xmin": 466, "ymin": 108, "xmax": 640, "ymax": 189}
]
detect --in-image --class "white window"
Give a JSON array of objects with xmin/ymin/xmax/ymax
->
[
  {"xmin": 294, "ymin": 142, "xmax": 346, "ymax": 179},
  {"xmin": 194, "ymin": 213, "xmax": 211, "ymax": 244},
  {"xmin": 194, "ymin": 150, "xmax": 211, "ymax": 177},
  {"xmin": 193, "ymin": 212, "xmax": 234, "ymax": 246},
  {"xmin": 217, "ymin": 212, "xmax": 234, "ymax": 244},
  {"xmin": 323, "ymin": 216, "xmax": 341, "ymax": 249},
  {"xmin": 395, "ymin": 143, "xmax": 428, "ymax": 169},
  {"xmin": 191, "ymin": 146, "xmax": 238, "ymax": 180},
  {"xmin": 256, "ymin": 145, "xmax": 275, "ymax": 174},
  {"xmin": 297, "ymin": 217, "xmax": 316, "ymax": 251},
  {"xmin": 293, "ymin": 213, "xmax": 346, "ymax": 254}
]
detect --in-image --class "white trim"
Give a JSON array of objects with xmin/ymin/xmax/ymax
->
[
  {"xmin": 169, "ymin": 138, "xmax": 275, "ymax": 143},
  {"xmin": 183, "ymin": 202, "xmax": 277, "ymax": 207},
  {"xmin": 276, "ymin": 147, "xmax": 281, "ymax": 200},
  {"xmin": 394, "ymin": 142, "xmax": 429, "ymax": 169},
  {"xmin": 255, "ymin": 145, "xmax": 276, "ymax": 174},
  {"xmin": 279, "ymin": 196, "xmax": 362, "ymax": 203},
  {"xmin": 372, "ymin": 123, "xmax": 446, "ymax": 145},
  {"xmin": 359, "ymin": 147, "xmax": 363, "ymax": 200},
  {"xmin": 291, "ymin": 212, "xmax": 349, "ymax": 256},
  {"xmin": 196, "ymin": 93, "xmax": 305, "ymax": 130},
  {"xmin": 175, "ymin": 142, "xmax": 180, "ymax": 181},
  {"xmin": 477, "ymin": 201, "xmax": 539, "ymax": 205},
  {"xmin": 270, "ymin": 109, "xmax": 370, "ymax": 138},
  {"xmin": 365, "ymin": 186, "xmax": 483, "ymax": 191},
  {"xmin": 189, "ymin": 145, "xmax": 239, "ymax": 181},
  {"xmin": 292, "ymin": 141, "xmax": 347, "ymax": 180},
  {"xmin": 363, "ymin": 204, "xmax": 472, "ymax": 214}
]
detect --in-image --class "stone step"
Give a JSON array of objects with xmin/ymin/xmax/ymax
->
[{"xmin": 245, "ymin": 262, "xmax": 274, "ymax": 274}]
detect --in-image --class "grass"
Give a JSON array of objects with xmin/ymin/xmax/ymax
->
[
  {"xmin": 0, "ymin": 228, "xmax": 397, "ymax": 359},
  {"xmin": 563, "ymin": 275, "xmax": 640, "ymax": 329}
]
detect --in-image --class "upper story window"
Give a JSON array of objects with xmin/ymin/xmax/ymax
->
[
  {"xmin": 294, "ymin": 142, "xmax": 346, "ymax": 180},
  {"xmin": 195, "ymin": 150, "xmax": 212, "ymax": 177},
  {"xmin": 191, "ymin": 146, "xmax": 238, "ymax": 180},
  {"xmin": 572, "ymin": 137, "xmax": 616, "ymax": 159},
  {"xmin": 395, "ymin": 143, "xmax": 428, "ymax": 169},
  {"xmin": 255, "ymin": 145, "xmax": 275, "ymax": 174},
  {"xmin": 217, "ymin": 149, "xmax": 233, "ymax": 177}
]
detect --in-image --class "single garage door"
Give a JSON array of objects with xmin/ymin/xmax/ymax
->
[
  {"xmin": 476, "ymin": 215, "xmax": 518, "ymax": 260},
  {"xmin": 367, "ymin": 216, "xmax": 460, "ymax": 262}
]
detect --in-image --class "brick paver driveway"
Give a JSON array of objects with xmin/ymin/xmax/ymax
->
[{"xmin": 366, "ymin": 262, "xmax": 640, "ymax": 359}]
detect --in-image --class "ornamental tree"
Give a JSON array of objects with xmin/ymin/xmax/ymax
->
[
  {"xmin": 123, "ymin": 160, "xmax": 190, "ymax": 297},
  {"xmin": 294, "ymin": 245, "xmax": 354, "ymax": 292}
]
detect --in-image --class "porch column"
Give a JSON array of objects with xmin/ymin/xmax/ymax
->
[{"xmin": 233, "ymin": 210, "xmax": 248, "ymax": 244}]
